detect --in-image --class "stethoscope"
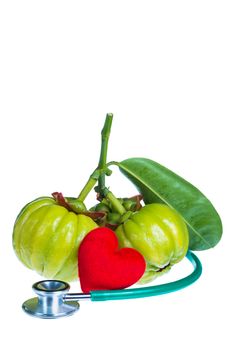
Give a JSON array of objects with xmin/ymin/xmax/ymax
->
[{"xmin": 22, "ymin": 251, "xmax": 202, "ymax": 319}]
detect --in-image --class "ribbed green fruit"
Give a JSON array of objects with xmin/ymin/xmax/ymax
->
[
  {"xmin": 12, "ymin": 197, "xmax": 97, "ymax": 281},
  {"xmin": 115, "ymin": 203, "xmax": 189, "ymax": 283}
]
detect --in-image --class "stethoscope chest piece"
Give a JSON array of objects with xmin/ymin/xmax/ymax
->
[{"xmin": 22, "ymin": 280, "xmax": 80, "ymax": 319}]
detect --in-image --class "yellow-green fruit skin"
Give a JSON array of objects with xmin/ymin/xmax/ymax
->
[
  {"xmin": 12, "ymin": 197, "xmax": 98, "ymax": 281},
  {"xmin": 115, "ymin": 203, "xmax": 189, "ymax": 283}
]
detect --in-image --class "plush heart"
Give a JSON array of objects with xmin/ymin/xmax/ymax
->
[{"xmin": 78, "ymin": 227, "xmax": 146, "ymax": 293}]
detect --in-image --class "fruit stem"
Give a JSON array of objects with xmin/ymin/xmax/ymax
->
[
  {"xmin": 103, "ymin": 188, "xmax": 126, "ymax": 215},
  {"xmin": 77, "ymin": 169, "xmax": 100, "ymax": 202},
  {"xmin": 97, "ymin": 113, "xmax": 113, "ymax": 198},
  {"xmin": 77, "ymin": 114, "xmax": 124, "ymax": 212}
]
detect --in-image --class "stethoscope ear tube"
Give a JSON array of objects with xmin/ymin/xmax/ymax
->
[{"xmin": 90, "ymin": 251, "xmax": 202, "ymax": 301}]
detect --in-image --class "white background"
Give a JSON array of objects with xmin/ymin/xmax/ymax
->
[{"xmin": 0, "ymin": 1, "xmax": 232, "ymax": 349}]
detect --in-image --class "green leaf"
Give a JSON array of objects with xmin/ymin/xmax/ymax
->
[{"xmin": 116, "ymin": 157, "xmax": 222, "ymax": 250}]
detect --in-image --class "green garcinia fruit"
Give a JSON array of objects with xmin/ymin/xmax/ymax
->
[
  {"xmin": 115, "ymin": 203, "xmax": 189, "ymax": 283},
  {"xmin": 12, "ymin": 197, "xmax": 97, "ymax": 281}
]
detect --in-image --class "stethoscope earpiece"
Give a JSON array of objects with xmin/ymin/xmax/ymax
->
[{"xmin": 22, "ymin": 251, "xmax": 202, "ymax": 319}]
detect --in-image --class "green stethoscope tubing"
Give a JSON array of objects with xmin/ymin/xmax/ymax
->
[{"xmin": 90, "ymin": 251, "xmax": 202, "ymax": 301}]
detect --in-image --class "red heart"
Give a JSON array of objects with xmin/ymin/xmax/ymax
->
[{"xmin": 78, "ymin": 227, "xmax": 146, "ymax": 293}]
